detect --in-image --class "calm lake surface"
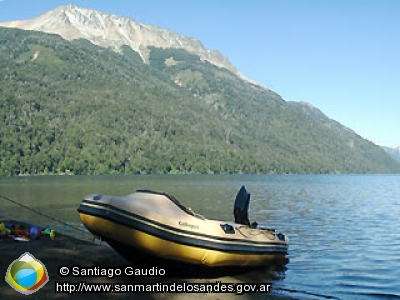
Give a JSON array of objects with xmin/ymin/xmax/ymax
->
[{"xmin": 1, "ymin": 174, "xmax": 399, "ymax": 299}]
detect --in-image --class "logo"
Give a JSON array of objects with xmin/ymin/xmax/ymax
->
[
  {"xmin": 178, "ymin": 221, "xmax": 199, "ymax": 230},
  {"xmin": 5, "ymin": 252, "xmax": 49, "ymax": 295}
]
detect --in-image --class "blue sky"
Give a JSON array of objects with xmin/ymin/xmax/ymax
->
[{"xmin": 1, "ymin": 0, "xmax": 399, "ymax": 148}]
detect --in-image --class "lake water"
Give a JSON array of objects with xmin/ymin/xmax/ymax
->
[{"xmin": 0, "ymin": 174, "xmax": 399, "ymax": 299}]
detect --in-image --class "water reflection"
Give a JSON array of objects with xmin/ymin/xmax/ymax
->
[{"xmin": 1, "ymin": 174, "xmax": 400, "ymax": 299}]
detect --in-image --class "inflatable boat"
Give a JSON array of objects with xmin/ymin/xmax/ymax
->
[{"xmin": 77, "ymin": 186, "xmax": 289, "ymax": 268}]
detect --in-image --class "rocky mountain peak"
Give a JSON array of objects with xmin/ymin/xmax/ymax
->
[{"xmin": 0, "ymin": 4, "xmax": 256, "ymax": 84}]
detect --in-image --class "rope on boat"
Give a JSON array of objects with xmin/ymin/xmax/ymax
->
[{"xmin": 0, "ymin": 193, "xmax": 92, "ymax": 237}]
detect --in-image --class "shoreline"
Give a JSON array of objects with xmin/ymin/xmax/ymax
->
[{"xmin": 0, "ymin": 218, "xmax": 292, "ymax": 299}]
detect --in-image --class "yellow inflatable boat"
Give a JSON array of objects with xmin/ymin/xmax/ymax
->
[{"xmin": 78, "ymin": 186, "xmax": 289, "ymax": 268}]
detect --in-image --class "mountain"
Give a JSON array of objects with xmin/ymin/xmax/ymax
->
[
  {"xmin": 1, "ymin": 9, "xmax": 400, "ymax": 175},
  {"xmin": 383, "ymin": 146, "xmax": 400, "ymax": 161},
  {"xmin": 0, "ymin": 4, "xmax": 255, "ymax": 85}
]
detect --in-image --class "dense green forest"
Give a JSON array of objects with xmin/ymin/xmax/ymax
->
[{"xmin": 1, "ymin": 27, "xmax": 399, "ymax": 175}]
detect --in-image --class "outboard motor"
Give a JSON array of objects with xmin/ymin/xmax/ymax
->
[
  {"xmin": 234, "ymin": 186, "xmax": 258, "ymax": 228},
  {"xmin": 234, "ymin": 186, "xmax": 251, "ymax": 225}
]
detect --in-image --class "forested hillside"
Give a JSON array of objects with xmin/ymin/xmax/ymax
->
[{"xmin": 1, "ymin": 28, "xmax": 399, "ymax": 175}]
